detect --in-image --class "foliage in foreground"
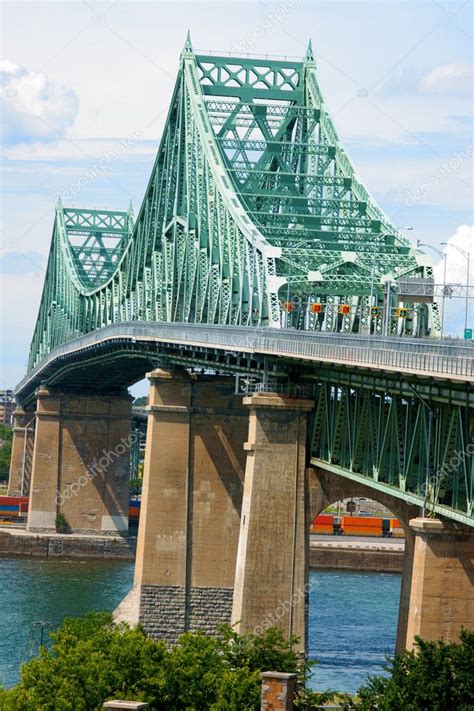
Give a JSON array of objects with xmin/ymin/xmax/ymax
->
[
  {"xmin": 2, "ymin": 612, "xmax": 471, "ymax": 710},
  {"xmin": 0, "ymin": 424, "xmax": 12, "ymax": 481},
  {"xmin": 350, "ymin": 629, "xmax": 474, "ymax": 710},
  {"xmin": 0, "ymin": 612, "xmax": 334, "ymax": 710}
]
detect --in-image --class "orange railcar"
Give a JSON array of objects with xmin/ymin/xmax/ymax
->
[
  {"xmin": 0, "ymin": 495, "xmax": 29, "ymax": 519},
  {"xmin": 310, "ymin": 514, "xmax": 333, "ymax": 534},
  {"xmin": 391, "ymin": 519, "xmax": 405, "ymax": 538},
  {"xmin": 342, "ymin": 516, "xmax": 383, "ymax": 536}
]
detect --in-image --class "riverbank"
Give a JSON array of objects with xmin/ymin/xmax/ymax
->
[
  {"xmin": 310, "ymin": 537, "xmax": 404, "ymax": 573},
  {"xmin": 0, "ymin": 527, "xmax": 404, "ymax": 572},
  {"xmin": 0, "ymin": 527, "xmax": 136, "ymax": 559}
]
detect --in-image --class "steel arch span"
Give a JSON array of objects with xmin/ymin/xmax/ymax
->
[{"xmin": 29, "ymin": 36, "xmax": 438, "ymax": 372}]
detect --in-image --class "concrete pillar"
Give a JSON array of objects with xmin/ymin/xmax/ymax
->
[
  {"xmin": 232, "ymin": 393, "xmax": 313, "ymax": 652},
  {"xmin": 7, "ymin": 408, "xmax": 35, "ymax": 496},
  {"xmin": 405, "ymin": 517, "xmax": 474, "ymax": 648},
  {"xmin": 395, "ymin": 525, "xmax": 416, "ymax": 653},
  {"xmin": 133, "ymin": 369, "xmax": 247, "ymax": 643},
  {"xmin": 27, "ymin": 388, "xmax": 132, "ymax": 534},
  {"xmin": 261, "ymin": 672, "xmax": 296, "ymax": 711}
]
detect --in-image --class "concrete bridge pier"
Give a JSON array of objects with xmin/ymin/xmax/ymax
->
[
  {"xmin": 405, "ymin": 517, "xmax": 474, "ymax": 648},
  {"xmin": 8, "ymin": 407, "xmax": 35, "ymax": 496},
  {"xmin": 130, "ymin": 369, "xmax": 248, "ymax": 643},
  {"xmin": 27, "ymin": 387, "xmax": 132, "ymax": 534},
  {"xmin": 231, "ymin": 392, "xmax": 314, "ymax": 652}
]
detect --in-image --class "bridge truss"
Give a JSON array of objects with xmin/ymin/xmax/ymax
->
[{"xmin": 29, "ymin": 36, "xmax": 438, "ymax": 370}]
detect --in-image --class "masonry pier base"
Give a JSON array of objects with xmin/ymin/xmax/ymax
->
[
  {"xmin": 129, "ymin": 369, "xmax": 248, "ymax": 643},
  {"xmin": 26, "ymin": 388, "xmax": 132, "ymax": 535}
]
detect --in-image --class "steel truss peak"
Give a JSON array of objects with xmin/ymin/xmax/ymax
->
[{"xmin": 29, "ymin": 36, "xmax": 439, "ymax": 371}]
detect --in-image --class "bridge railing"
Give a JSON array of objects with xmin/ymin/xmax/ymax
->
[{"xmin": 17, "ymin": 322, "xmax": 474, "ymax": 395}]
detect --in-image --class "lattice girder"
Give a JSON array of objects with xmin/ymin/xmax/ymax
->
[{"xmin": 28, "ymin": 37, "xmax": 439, "ymax": 371}]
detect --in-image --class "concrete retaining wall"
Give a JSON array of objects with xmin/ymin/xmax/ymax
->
[
  {"xmin": 310, "ymin": 544, "xmax": 404, "ymax": 573},
  {"xmin": 0, "ymin": 529, "xmax": 136, "ymax": 559},
  {"xmin": 0, "ymin": 528, "xmax": 403, "ymax": 572}
]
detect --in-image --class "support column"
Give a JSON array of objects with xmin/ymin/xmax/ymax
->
[
  {"xmin": 132, "ymin": 369, "xmax": 248, "ymax": 643},
  {"xmin": 27, "ymin": 388, "xmax": 132, "ymax": 534},
  {"xmin": 405, "ymin": 518, "xmax": 474, "ymax": 648},
  {"xmin": 232, "ymin": 392, "xmax": 313, "ymax": 652},
  {"xmin": 7, "ymin": 407, "xmax": 35, "ymax": 496}
]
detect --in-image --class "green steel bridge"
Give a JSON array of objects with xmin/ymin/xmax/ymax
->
[{"xmin": 17, "ymin": 38, "xmax": 473, "ymax": 526}]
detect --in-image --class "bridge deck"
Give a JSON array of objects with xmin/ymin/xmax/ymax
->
[{"xmin": 16, "ymin": 323, "xmax": 474, "ymax": 399}]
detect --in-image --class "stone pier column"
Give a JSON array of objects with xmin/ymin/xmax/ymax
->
[
  {"xmin": 405, "ymin": 517, "xmax": 474, "ymax": 648},
  {"xmin": 261, "ymin": 672, "xmax": 297, "ymax": 711},
  {"xmin": 231, "ymin": 392, "xmax": 313, "ymax": 652},
  {"xmin": 132, "ymin": 369, "xmax": 248, "ymax": 643},
  {"xmin": 7, "ymin": 408, "xmax": 35, "ymax": 496},
  {"xmin": 27, "ymin": 388, "xmax": 132, "ymax": 534}
]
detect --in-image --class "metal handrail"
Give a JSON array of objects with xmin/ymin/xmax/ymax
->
[{"xmin": 16, "ymin": 323, "xmax": 474, "ymax": 395}]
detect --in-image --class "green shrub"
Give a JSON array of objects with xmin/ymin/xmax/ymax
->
[
  {"xmin": 0, "ymin": 612, "xmax": 335, "ymax": 710},
  {"xmin": 352, "ymin": 630, "xmax": 474, "ymax": 710},
  {"xmin": 55, "ymin": 512, "xmax": 70, "ymax": 533}
]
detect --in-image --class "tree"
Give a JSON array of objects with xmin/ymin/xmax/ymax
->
[
  {"xmin": 352, "ymin": 630, "xmax": 474, "ymax": 710},
  {"xmin": 0, "ymin": 612, "xmax": 334, "ymax": 710},
  {"xmin": 133, "ymin": 397, "xmax": 148, "ymax": 407},
  {"xmin": 0, "ymin": 424, "xmax": 13, "ymax": 482}
]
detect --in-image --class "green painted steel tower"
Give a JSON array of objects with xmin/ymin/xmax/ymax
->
[{"xmin": 29, "ymin": 36, "xmax": 438, "ymax": 371}]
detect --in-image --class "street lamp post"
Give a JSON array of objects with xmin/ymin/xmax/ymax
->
[
  {"xmin": 441, "ymin": 242, "xmax": 471, "ymax": 335},
  {"xmin": 370, "ymin": 227, "xmax": 413, "ymax": 335},
  {"xmin": 417, "ymin": 241, "xmax": 448, "ymax": 338},
  {"xmin": 33, "ymin": 620, "xmax": 52, "ymax": 650}
]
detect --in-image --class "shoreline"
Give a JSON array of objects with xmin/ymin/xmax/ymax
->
[
  {"xmin": 0, "ymin": 527, "xmax": 404, "ymax": 572},
  {"xmin": 310, "ymin": 537, "xmax": 404, "ymax": 573},
  {"xmin": 0, "ymin": 527, "xmax": 136, "ymax": 560}
]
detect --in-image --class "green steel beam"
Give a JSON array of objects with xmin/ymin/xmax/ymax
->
[
  {"xmin": 29, "ymin": 35, "xmax": 441, "ymax": 373},
  {"xmin": 312, "ymin": 459, "xmax": 473, "ymax": 527}
]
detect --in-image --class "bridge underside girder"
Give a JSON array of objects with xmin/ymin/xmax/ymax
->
[{"xmin": 16, "ymin": 327, "xmax": 473, "ymax": 526}]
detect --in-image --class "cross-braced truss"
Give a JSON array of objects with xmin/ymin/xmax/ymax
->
[
  {"xmin": 311, "ymin": 382, "xmax": 472, "ymax": 522},
  {"xmin": 29, "ymin": 36, "xmax": 438, "ymax": 371}
]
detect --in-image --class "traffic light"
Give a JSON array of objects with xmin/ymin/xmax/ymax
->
[
  {"xmin": 310, "ymin": 303, "xmax": 324, "ymax": 313},
  {"xmin": 396, "ymin": 307, "xmax": 408, "ymax": 318},
  {"xmin": 281, "ymin": 301, "xmax": 294, "ymax": 312},
  {"xmin": 370, "ymin": 306, "xmax": 379, "ymax": 317},
  {"xmin": 339, "ymin": 304, "xmax": 350, "ymax": 315}
]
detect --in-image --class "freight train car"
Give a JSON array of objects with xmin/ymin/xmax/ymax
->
[
  {"xmin": 0, "ymin": 496, "xmax": 29, "ymax": 520},
  {"xmin": 0, "ymin": 496, "xmax": 142, "ymax": 526},
  {"xmin": 310, "ymin": 514, "xmax": 404, "ymax": 538},
  {"xmin": 129, "ymin": 498, "xmax": 141, "ymax": 526}
]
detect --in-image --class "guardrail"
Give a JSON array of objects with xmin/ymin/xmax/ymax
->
[{"xmin": 16, "ymin": 322, "xmax": 474, "ymax": 395}]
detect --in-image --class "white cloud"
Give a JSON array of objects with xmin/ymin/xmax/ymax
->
[
  {"xmin": 0, "ymin": 60, "xmax": 79, "ymax": 145},
  {"xmin": 433, "ymin": 225, "xmax": 474, "ymax": 285},
  {"xmin": 420, "ymin": 63, "xmax": 473, "ymax": 94},
  {"xmin": 432, "ymin": 225, "xmax": 474, "ymax": 337}
]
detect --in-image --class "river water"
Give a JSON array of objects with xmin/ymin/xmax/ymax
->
[{"xmin": 0, "ymin": 558, "xmax": 400, "ymax": 695}]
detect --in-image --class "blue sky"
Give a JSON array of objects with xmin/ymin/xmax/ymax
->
[{"xmin": 1, "ymin": 0, "xmax": 473, "ymax": 389}]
